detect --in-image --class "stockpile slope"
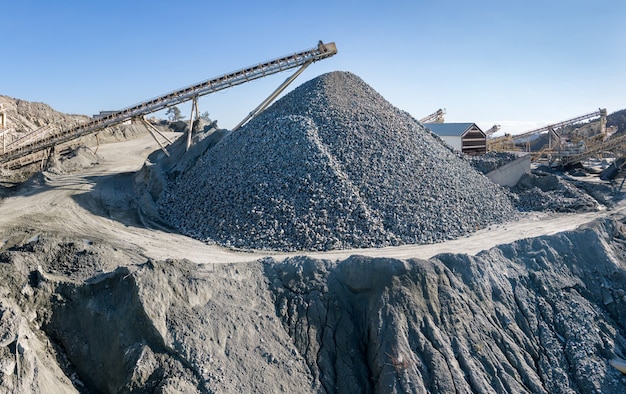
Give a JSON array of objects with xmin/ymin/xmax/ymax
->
[{"xmin": 158, "ymin": 71, "xmax": 515, "ymax": 251}]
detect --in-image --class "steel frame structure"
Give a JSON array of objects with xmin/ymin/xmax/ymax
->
[
  {"xmin": 488, "ymin": 109, "xmax": 606, "ymax": 150},
  {"xmin": 0, "ymin": 41, "xmax": 337, "ymax": 165}
]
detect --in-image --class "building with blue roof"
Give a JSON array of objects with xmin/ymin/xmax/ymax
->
[{"xmin": 424, "ymin": 122, "xmax": 486, "ymax": 155}]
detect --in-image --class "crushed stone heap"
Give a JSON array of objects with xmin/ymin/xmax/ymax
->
[{"xmin": 158, "ymin": 71, "xmax": 516, "ymax": 251}]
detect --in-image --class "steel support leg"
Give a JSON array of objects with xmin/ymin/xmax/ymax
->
[
  {"xmin": 187, "ymin": 96, "xmax": 199, "ymax": 151},
  {"xmin": 232, "ymin": 60, "xmax": 313, "ymax": 132},
  {"xmin": 141, "ymin": 117, "xmax": 170, "ymax": 157}
]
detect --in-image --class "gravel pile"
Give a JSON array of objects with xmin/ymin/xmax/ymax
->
[
  {"xmin": 158, "ymin": 71, "xmax": 516, "ymax": 251},
  {"xmin": 511, "ymin": 173, "xmax": 598, "ymax": 212},
  {"xmin": 467, "ymin": 151, "xmax": 519, "ymax": 174}
]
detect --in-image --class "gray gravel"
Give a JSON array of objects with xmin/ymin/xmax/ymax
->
[
  {"xmin": 511, "ymin": 173, "xmax": 599, "ymax": 212},
  {"xmin": 158, "ymin": 71, "xmax": 516, "ymax": 251},
  {"xmin": 467, "ymin": 151, "xmax": 519, "ymax": 174}
]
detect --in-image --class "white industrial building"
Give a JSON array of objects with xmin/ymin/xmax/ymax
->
[{"xmin": 424, "ymin": 122, "xmax": 487, "ymax": 155}]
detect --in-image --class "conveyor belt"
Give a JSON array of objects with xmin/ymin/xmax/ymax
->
[
  {"xmin": 0, "ymin": 41, "xmax": 337, "ymax": 165},
  {"xmin": 560, "ymin": 133, "xmax": 626, "ymax": 166}
]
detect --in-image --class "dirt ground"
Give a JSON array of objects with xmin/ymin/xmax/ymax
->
[
  {"xmin": 1, "ymin": 132, "xmax": 619, "ymax": 266},
  {"xmin": 2, "ymin": 133, "xmax": 626, "ymax": 392}
]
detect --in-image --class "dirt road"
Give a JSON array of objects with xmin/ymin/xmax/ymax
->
[{"xmin": 0, "ymin": 133, "xmax": 619, "ymax": 265}]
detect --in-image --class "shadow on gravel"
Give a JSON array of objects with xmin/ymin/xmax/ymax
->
[{"xmin": 71, "ymin": 171, "xmax": 178, "ymax": 233}]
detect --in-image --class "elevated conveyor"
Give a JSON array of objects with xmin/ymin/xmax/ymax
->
[
  {"xmin": 419, "ymin": 109, "xmax": 445, "ymax": 124},
  {"xmin": 560, "ymin": 133, "xmax": 626, "ymax": 166},
  {"xmin": 0, "ymin": 41, "xmax": 337, "ymax": 166},
  {"xmin": 488, "ymin": 109, "xmax": 606, "ymax": 151}
]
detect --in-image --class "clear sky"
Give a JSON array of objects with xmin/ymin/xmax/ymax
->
[{"xmin": 2, "ymin": 0, "xmax": 625, "ymax": 135}]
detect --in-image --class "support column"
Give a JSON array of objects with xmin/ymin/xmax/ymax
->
[
  {"xmin": 187, "ymin": 96, "xmax": 199, "ymax": 151},
  {"xmin": 140, "ymin": 117, "xmax": 170, "ymax": 157},
  {"xmin": 232, "ymin": 60, "xmax": 313, "ymax": 132},
  {"xmin": 0, "ymin": 103, "xmax": 5, "ymax": 130}
]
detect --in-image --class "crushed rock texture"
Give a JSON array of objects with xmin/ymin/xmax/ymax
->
[
  {"xmin": 512, "ymin": 173, "xmax": 600, "ymax": 212},
  {"xmin": 468, "ymin": 151, "xmax": 520, "ymax": 174},
  {"xmin": 158, "ymin": 71, "xmax": 516, "ymax": 251}
]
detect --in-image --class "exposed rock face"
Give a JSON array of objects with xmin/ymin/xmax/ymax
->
[
  {"xmin": 45, "ymin": 259, "xmax": 315, "ymax": 393},
  {"xmin": 1, "ymin": 217, "xmax": 626, "ymax": 392},
  {"xmin": 158, "ymin": 71, "xmax": 516, "ymax": 251},
  {"xmin": 0, "ymin": 95, "xmax": 89, "ymax": 133},
  {"xmin": 264, "ymin": 217, "xmax": 626, "ymax": 393},
  {"xmin": 0, "ymin": 299, "xmax": 75, "ymax": 393}
]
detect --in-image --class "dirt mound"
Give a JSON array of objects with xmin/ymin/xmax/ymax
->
[
  {"xmin": 0, "ymin": 95, "xmax": 89, "ymax": 133},
  {"xmin": 0, "ymin": 95, "xmax": 153, "ymax": 143},
  {"xmin": 158, "ymin": 71, "xmax": 515, "ymax": 251},
  {"xmin": 47, "ymin": 146, "xmax": 102, "ymax": 175},
  {"xmin": 1, "ymin": 217, "xmax": 626, "ymax": 392},
  {"xmin": 45, "ymin": 259, "xmax": 314, "ymax": 393}
]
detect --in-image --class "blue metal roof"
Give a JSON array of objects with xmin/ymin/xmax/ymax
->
[{"xmin": 424, "ymin": 123, "xmax": 476, "ymax": 137}]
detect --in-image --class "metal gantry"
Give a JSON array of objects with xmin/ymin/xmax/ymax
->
[
  {"xmin": 560, "ymin": 133, "xmax": 626, "ymax": 166},
  {"xmin": 0, "ymin": 41, "xmax": 338, "ymax": 166},
  {"xmin": 419, "ymin": 109, "xmax": 446, "ymax": 124},
  {"xmin": 488, "ymin": 109, "xmax": 606, "ymax": 150}
]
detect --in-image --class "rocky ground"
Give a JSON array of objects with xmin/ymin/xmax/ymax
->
[
  {"xmin": 0, "ymin": 95, "xmax": 89, "ymax": 132},
  {"xmin": 2, "ymin": 208, "xmax": 626, "ymax": 393},
  {"xmin": 0, "ymin": 80, "xmax": 626, "ymax": 393}
]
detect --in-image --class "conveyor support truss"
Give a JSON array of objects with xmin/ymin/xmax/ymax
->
[{"xmin": 0, "ymin": 41, "xmax": 337, "ymax": 165}]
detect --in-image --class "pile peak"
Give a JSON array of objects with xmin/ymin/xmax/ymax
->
[{"xmin": 158, "ymin": 71, "xmax": 515, "ymax": 251}]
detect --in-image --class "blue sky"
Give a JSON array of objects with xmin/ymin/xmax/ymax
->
[{"xmin": 2, "ymin": 0, "xmax": 625, "ymax": 135}]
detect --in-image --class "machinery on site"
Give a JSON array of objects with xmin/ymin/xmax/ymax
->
[
  {"xmin": 0, "ymin": 41, "xmax": 338, "ymax": 168},
  {"xmin": 484, "ymin": 124, "xmax": 501, "ymax": 137},
  {"xmin": 419, "ymin": 109, "xmax": 445, "ymax": 124},
  {"xmin": 487, "ymin": 108, "xmax": 620, "ymax": 165}
]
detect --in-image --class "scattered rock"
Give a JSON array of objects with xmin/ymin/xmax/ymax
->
[
  {"xmin": 511, "ymin": 173, "xmax": 599, "ymax": 212},
  {"xmin": 467, "ymin": 151, "xmax": 520, "ymax": 174}
]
